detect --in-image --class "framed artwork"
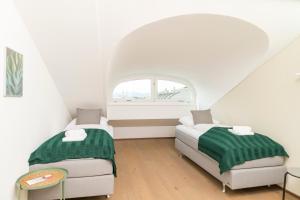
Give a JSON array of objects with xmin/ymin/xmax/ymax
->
[{"xmin": 4, "ymin": 47, "xmax": 23, "ymax": 97}]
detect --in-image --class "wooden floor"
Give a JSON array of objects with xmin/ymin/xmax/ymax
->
[{"xmin": 77, "ymin": 138, "xmax": 298, "ymax": 200}]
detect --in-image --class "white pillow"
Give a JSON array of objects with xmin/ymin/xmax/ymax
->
[
  {"xmin": 65, "ymin": 118, "xmax": 76, "ymax": 130},
  {"xmin": 212, "ymin": 119, "xmax": 220, "ymax": 124},
  {"xmin": 179, "ymin": 115, "xmax": 194, "ymax": 127},
  {"xmin": 65, "ymin": 118, "xmax": 102, "ymax": 130},
  {"xmin": 100, "ymin": 117, "xmax": 108, "ymax": 126}
]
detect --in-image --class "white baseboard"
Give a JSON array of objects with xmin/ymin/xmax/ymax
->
[{"xmin": 114, "ymin": 126, "xmax": 175, "ymax": 139}]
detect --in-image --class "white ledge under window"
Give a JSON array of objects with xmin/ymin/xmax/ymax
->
[
  {"xmin": 107, "ymin": 103, "xmax": 196, "ymax": 120},
  {"xmin": 108, "ymin": 102, "xmax": 195, "ymax": 106}
]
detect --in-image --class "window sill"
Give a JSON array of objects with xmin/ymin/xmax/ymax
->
[{"xmin": 108, "ymin": 102, "xmax": 196, "ymax": 106}]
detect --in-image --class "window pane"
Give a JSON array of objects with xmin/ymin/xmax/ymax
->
[
  {"xmin": 157, "ymin": 80, "xmax": 193, "ymax": 102},
  {"xmin": 113, "ymin": 79, "xmax": 151, "ymax": 101}
]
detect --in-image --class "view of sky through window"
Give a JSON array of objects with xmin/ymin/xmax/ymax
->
[
  {"xmin": 112, "ymin": 79, "xmax": 151, "ymax": 101},
  {"xmin": 112, "ymin": 79, "xmax": 194, "ymax": 103},
  {"xmin": 157, "ymin": 80, "xmax": 192, "ymax": 102}
]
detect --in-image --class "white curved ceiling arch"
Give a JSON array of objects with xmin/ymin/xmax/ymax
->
[
  {"xmin": 15, "ymin": 0, "xmax": 300, "ymax": 113},
  {"xmin": 109, "ymin": 14, "xmax": 269, "ymax": 107}
]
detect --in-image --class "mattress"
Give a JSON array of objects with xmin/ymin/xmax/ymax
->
[
  {"xmin": 30, "ymin": 158, "xmax": 113, "ymax": 178},
  {"xmin": 176, "ymin": 125, "xmax": 285, "ymax": 170}
]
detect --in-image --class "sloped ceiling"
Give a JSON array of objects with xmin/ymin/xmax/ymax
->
[
  {"xmin": 14, "ymin": 0, "xmax": 104, "ymax": 114},
  {"xmin": 109, "ymin": 14, "xmax": 269, "ymax": 107},
  {"xmin": 14, "ymin": 0, "xmax": 300, "ymax": 114}
]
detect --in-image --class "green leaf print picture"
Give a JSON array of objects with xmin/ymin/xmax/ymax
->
[{"xmin": 5, "ymin": 47, "xmax": 23, "ymax": 97}]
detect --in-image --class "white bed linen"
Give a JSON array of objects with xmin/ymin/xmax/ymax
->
[
  {"xmin": 176, "ymin": 124, "xmax": 229, "ymax": 140},
  {"xmin": 65, "ymin": 118, "xmax": 114, "ymax": 138},
  {"xmin": 176, "ymin": 125, "xmax": 205, "ymax": 140}
]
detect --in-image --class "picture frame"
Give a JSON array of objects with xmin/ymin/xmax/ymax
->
[{"xmin": 4, "ymin": 47, "xmax": 23, "ymax": 97}]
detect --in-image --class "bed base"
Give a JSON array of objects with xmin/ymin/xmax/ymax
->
[
  {"xmin": 29, "ymin": 174, "xmax": 114, "ymax": 200},
  {"xmin": 175, "ymin": 138, "xmax": 286, "ymax": 191}
]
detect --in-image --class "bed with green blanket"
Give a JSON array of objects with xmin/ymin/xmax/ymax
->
[
  {"xmin": 29, "ymin": 128, "xmax": 116, "ymax": 176},
  {"xmin": 175, "ymin": 124, "xmax": 288, "ymax": 191},
  {"xmin": 198, "ymin": 127, "xmax": 288, "ymax": 174},
  {"xmin": 28, "ymin": 128, "xmax": 116, "ymax": 199}
]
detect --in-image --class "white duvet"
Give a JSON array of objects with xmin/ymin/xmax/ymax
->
[
  {"xmin": 65, "ymin": 118, "xmax": 114, "ymax": 138},
  {"xmin": 176, "ymin": 124, "xmax": 230, "ymax": 139}
]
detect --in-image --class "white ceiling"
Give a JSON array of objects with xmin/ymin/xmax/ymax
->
[
  {"xmin": 14, "ymin": 0, "xmax": 300, "ymax": 114},
  {"xmin": 109, "ymin": 14, "xmax": 269, "ymax": 107},
  {"xmin": 15, "ymin": 0, "xmax": 104, "ymax": 114}
]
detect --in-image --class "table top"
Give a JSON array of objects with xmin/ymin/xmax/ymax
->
[
  {"xmin": 16, "ymin": 167, "xmax": 68, "ymax": 190},
  {"xmin": 287, "ymin": 167, "xmax": 300, "ymax": 178}
]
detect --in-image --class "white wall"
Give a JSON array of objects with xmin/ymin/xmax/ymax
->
[
  {"xmin": 108, "ymin": 103, "xmax": 195, "ymax": 139},
  {"xmin": 0, "ymin": 0, "xmax": 71, "ymax": 199},
  {"xmin": 15, "ymin": 0, "xmax": 104, "ymax": 116},
  {"xmin": 107, "ymin": 103, "xmax": 196, "ymax": 120},
  {"xmin": 212, "ymin": 36, "xmax": 300, "ymax": 195},
  {"xmin": 108, "ymin": 14, "xmax": 269, "ymax": 109},
  {"xmin": 114, "ymin": 126, "xmax": 176, "ymax": 139}
]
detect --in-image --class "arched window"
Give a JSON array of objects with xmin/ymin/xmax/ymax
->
[
  {"xmin": 156, "ymin": 80, "xmax": 194, "ymax": 102},
  {"xmin": 112, "ymin": 79, "xmax": 151, "ymax": 101},
  {"xmin": 112, "ymin": 78, "xmax": 195, "ymax": 104}
]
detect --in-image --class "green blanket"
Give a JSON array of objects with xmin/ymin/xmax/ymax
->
[
  {"xmin": 198, "ymin": 127, "xmax": 288, "ymax": 174},
  {"xmin": 29, "ymin": 129, "xmax": 116, "ymax": 176}
]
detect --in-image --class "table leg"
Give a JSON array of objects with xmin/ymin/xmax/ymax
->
[
  {"xmin": 17, "ymin": 188, "xmax": 20, "ymax": 200},
  {"xmin": 63, "ymin": 181, "xmax": 65, "ymax": 200},
  {"xmin": 60, "ymin": 181, "xmax": 63, "ymax": 200},
  {"xmin": 282, "ymin": 172, "xmax": 288, "ymax": 200}
]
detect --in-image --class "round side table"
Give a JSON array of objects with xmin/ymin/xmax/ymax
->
[
  {"xmin": 16, "ymin": 167, "xmax": 68, "ymax": 200},
  {"xmin": 282, "ymin": 167, "xmax": 300, "ymax": 200}
]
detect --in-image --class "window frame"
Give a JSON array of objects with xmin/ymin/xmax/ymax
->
[
  {"xmin": 111, "ymin": 78, "xmax": 153, "ymax": 103},
  {"xmin": 110, "ymin": 76, "xmax": 196, "ymax": 105},
  {"xmin": 155, "ymin": 79, "xmax": 194, "ymax": 103}
]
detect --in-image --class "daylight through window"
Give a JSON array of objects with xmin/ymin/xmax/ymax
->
[{"xmin": 112, "ymin": 78, "xmax": 194, "ymax": 103}]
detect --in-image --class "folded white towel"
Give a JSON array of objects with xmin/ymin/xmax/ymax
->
[
  {"xmin": 63, "ymin": 129, "xmax": 87, "ymax": 142},
  {"xmin": 233, "ymin": 126, "xmax": 252, "ymax": 133},
  {"xmin": 229, "ymin": 128, "xmax": 254, "ymax": 136},
  {"xmin": 62, "ymin": 134, "xmax": 87, "ymax": 142},
  {"xmin": 65, "ymin": 129, "xmax": 86, "ymax": 137}
]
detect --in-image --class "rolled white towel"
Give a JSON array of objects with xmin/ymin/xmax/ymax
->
[
  {"xmin": 62, "ymin": 134, "xmax": 87, "ymax": 142},
  {"xmin": 65, "ymin": 129, "xmax": 86, "ymax": 137},
  {"xmin": 229, "ymin": 128, "xmax": 254, "ymax": 136},
  {"xmin": 233, "ymin": 126, "xmax": 252, "ymax": 133}
]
